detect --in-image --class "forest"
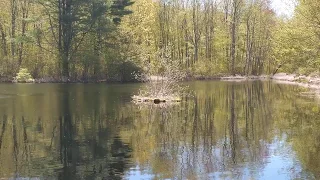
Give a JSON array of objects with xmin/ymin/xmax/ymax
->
[{"xmin": 0, "ymin": 0, "xmax": 318, "ymax": 82}]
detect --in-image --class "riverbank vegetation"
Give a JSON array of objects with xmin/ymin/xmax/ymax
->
[{"xmin": 0, "ymin": 0, "xmax": 317, "ymax": 82}]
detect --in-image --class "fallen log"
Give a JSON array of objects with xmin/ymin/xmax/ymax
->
[{"xmin": 132, "ymin": 95, "xmax": 182, "ymax": 104}]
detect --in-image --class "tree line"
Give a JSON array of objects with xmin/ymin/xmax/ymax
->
[{"xmin": 0, "ymin": 0, "xmax": 318, "ymax": 82}]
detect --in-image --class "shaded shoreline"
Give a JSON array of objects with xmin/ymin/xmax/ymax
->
[{"xmin": 0, "ymin": 77, "xmax": 136, "ymax": 84}]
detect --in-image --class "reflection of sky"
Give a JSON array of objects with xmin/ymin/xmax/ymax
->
[
  {"xmin": 124, "ymin": 135, "xmax": 314, "ymax": 180},
  {"xmin": 259, "ymin": 136, "xmax": 301, "ymax": 180},
  {"xmin": 125, "ymin": 166, "xmax": 154, "ymax": 180},
  {"xmin": 271, "ymin": 0, "xmax": 296, "ymax": 17}
]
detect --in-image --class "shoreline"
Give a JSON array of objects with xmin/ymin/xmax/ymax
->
[
  {"xmin": 0, "ymin": 77, "xmax": 137, "ymax": 84},
  {"xmin": 270, "ymin": 73, "xmax": 320, "ymax": 90},
  {"xmin": 271, "ymin": 74, "xmax": 320, "ymax": 92},
  {"xmin": 2, "ymin": 73, "xmax": 320, "ymax": 90},
  {"xmin": 192, "ymin": 73, "xmax": 320, "ymax": 89},
  {"xmin": 190, "ymin": 73, "xmax": 320, "ymax": 95}
]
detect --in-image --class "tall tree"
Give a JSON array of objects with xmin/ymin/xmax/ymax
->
[{"xmin": 230, "ymin": 0, "xmax": 242, "ymax": 75}]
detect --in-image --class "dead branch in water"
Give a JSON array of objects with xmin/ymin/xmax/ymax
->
[{"xmin": 132, "ymin": 46, "xmax": 188, "ymax": 103}]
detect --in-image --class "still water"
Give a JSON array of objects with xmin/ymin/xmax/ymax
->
[{"xmin": 0, "ymin": 81, "xmax": 319, "ymax": 179}]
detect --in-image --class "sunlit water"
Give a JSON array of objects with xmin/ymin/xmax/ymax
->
[{"xmin": 0, "ymin": 81, "xmax": 319, "ymax": 180}]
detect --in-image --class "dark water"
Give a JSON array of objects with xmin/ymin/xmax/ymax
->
[{"xmin": 0, "ymin": 81, "xmax": 320, "ymax": 179}]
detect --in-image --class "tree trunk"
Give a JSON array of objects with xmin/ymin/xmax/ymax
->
[
  {"xmin": 59, "ymin": 0, "xmax": 73, "ymax": 79},
  {"xmin": 18, "ymin": 0, "xmax": 30, "ymax": 67},
  {"xmin": 230, "ymin": 0, "xmax": 238, "ymax": 75},
  {"xmin": 0, "ymin": 23, "xmax": 8, "ymax": 57},
  {"xmin": 11, "ymin": 0, "xmax": 17, "ymax": 66},
  {"xmin": 192, "ymin": 0, "xmax": 199, "ymax": 63}
]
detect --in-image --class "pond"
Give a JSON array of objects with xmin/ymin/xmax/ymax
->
[{"xmin": 0, "ymin": 81, "xmax": 319, "ymax": 179}]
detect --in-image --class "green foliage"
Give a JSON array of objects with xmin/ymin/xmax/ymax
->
[
  {"xmin": 271, "ymin": 0, "xmax": 320, "ymax": 74},
  {"xmin": 0, "ymin": 0, "xmax": 319, "ymax": 82},
  {"xmin": 106, "ymin": 59, "xmax": 141, "ymax": 82},
  {"xmin": 119, "ymin": 0, "xmax": 275, "ymax": 77},
  {"xmin": 14, "ymin": 68, "xmax": 34, "ymax": 83},
  {"xmin": 111, "ymin": 0, "xmax": 134, "ymax": 23}
]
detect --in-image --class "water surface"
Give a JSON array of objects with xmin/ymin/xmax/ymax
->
[{"xmin": 0, "ymin": 81, "xmax": 319, "ymax": 179}]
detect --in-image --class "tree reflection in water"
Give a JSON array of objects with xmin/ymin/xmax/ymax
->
[
  {"xmin": 0, "ymin": 82, "xmax": 318, "ymax": 179},
  {"xmin": 119, "ymin": 81, "xmax": 313, "ymax": 179},
  {"xmin": 0, "ymin": 84, "xmax": 134, "ymax": 179}
]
